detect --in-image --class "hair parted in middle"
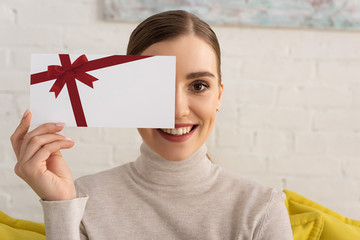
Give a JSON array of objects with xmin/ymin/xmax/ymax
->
[{"xmin": 126, "ymin": 10, "xmax": 222, "ymax": 82}]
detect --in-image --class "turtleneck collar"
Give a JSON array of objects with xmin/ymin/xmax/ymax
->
[{"xmin": 133, "ymin": 142, "xmax": 213, "ymax": 188}]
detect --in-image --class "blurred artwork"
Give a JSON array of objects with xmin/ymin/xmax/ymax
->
[{"xmin": 103, "ymin": 0, "xmax": 360, "ymax": 30}]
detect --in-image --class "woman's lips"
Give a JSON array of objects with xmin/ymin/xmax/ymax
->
[{"xmin": 157, "ymin": 125, "xmax": 198, "ymax": 142}]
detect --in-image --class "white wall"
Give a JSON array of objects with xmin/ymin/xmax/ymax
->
[{"xmin": 1, "ymin": 0, "xmax": 359, "ymax": 222}]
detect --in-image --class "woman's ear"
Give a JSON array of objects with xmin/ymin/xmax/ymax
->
[{"xmin": 216, "ymin": 80, "xmax": 224, "ymax": 111}]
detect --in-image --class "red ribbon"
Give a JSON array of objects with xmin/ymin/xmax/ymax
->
[{"xmin": 31, "ymin": 54, "xmax": 152, "ymax": 127}]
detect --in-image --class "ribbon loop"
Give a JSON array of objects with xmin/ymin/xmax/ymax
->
[
  {"xmin": 71, "ymin": 54, "xmax": 88, "ymax": 69},
  {"xmin": 48, "ymin": 65, "xmax": 65, "ymax": 78}
]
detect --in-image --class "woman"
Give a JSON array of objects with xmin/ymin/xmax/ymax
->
[{"xmin": 11, "ymin": 10, "xmax": 293, "ymax": 240}]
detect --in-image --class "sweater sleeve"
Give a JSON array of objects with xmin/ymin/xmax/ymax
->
[
  {"xmin": 258, "ymin": 191, "xmax": 293, "ymax": 240},
  {"xmin": 40, "ymin": 196, "xmax": 89, "ymax": 240}
]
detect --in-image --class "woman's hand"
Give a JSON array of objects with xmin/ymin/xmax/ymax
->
[{"xmin": 11, "ymin": 110, "xmax": 76, "ymax": 201}]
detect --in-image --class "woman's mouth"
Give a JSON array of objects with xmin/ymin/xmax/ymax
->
[
  {"xmin": 160, "ymin": 126, "xmax": 192, "ymax": 136},
  {"xmin": 157, "ymin": 125, "xmax": 198, "ymax": 142}
]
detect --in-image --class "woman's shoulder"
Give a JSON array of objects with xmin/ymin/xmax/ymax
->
[{"xmin": 215, "ymin": 165, "xmax": 286, "ymax": 206}]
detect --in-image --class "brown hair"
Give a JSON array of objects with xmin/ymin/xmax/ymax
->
[{"xmin": 127, "ymin": 10, "xmax": 221, "ymax": 82}]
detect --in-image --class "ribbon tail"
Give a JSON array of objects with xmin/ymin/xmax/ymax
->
[
  {"xmin": 66, "ymin": 77, "xmax": 87, "ymax": 127},
  {"xmin": 75, "ymin": 72, "xmax": 98, "ymax": 88},
  {"xmin": 49, "ymin": 75, "xmax": 66, "ymax": 98}
]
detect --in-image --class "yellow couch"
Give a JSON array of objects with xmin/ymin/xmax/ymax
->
[
  {"xmin": 1, "ymin": 190, "xmax": 359, "ymax": 239},
  {"xmin": 0, "ymin": 211, "xmax": 45, "ymax": 240},
  {"xmin": 284, "ymin": 190, "xmax": 360, "ymax": 240}
]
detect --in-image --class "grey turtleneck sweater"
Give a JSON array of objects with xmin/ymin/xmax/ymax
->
[{"xmin": 41, "ymin": 143, "xmax": 293, "ymax": 240}]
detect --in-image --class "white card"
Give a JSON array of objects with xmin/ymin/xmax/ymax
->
[{"xmin": 30, "ymin": 54, "xmax": 175, "ymax": 128}]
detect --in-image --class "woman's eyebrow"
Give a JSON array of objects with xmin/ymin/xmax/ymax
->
[{"xmin": 186, "ymin": 71, "xmax": 215, "ymax": 80}]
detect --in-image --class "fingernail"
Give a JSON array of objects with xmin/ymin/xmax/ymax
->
[
  {"xmin": 64, "ymin": 137, "xmax": 73, "ymax": 141},
  {"xmin": 55, "ymin": 122, "xmax": 66, "ymax": 127},
  {"xmin": 22, "ymin": 109, "xmax": 30, "ymax": 119}
]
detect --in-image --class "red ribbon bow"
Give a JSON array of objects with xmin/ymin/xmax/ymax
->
[
  {"xmin": 31, "ymin": 54, "xmax": 151, "ymax": 127},
  {"xmin": 47, "ymin": 55, "xmax": 98, "ymax": 98}
]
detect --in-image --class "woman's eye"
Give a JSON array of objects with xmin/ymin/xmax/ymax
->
[{"xmin": 190, "ymin": 81, "xmax": 209, "ymax": 92}]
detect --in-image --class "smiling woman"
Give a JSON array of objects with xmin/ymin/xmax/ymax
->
[
  {"xmin": 129, "ymin": 11, "xmax": 223, "ymax": 162},
  {"xmin": 11, "ymin": 10, "xmax": 293, "ymax": 240}
]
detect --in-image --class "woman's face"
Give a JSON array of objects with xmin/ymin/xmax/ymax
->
[{"xmin": 138, "ymin": 34, "xmax": 223, "ymax": 161}]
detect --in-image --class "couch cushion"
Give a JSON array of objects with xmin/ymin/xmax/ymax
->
[
  {"xmin": 284, "ymin": 190, "xmax": 360, "ymax": 240},
  {"xmin": 0, "ymin": 211, "xmax": 45, "ymax": 240}
]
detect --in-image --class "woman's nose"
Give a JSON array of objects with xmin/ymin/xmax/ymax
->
[{"xmin": 175, "ymin": 88, "xmax": 190, "ymax": 119}]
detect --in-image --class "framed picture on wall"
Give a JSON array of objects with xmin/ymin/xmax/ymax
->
[{"xmin": 103, "ymin": 0, "xmax": 360, "ymax": 31}]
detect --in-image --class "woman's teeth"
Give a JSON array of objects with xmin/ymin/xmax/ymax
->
[{"xmin": 160, "ymin": 126, "xmax": 192, "ymax": 136}]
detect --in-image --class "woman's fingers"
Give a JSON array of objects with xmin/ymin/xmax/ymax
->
[
  {"xmin": 21, "ymin": 134, "xmax": 74, "ymax": 164},
  {"xmin": 32, "ymin": 140, "xmax": 75, "ymax": 166},
  {"xmin": 19, "ymin": 122, "xmax": 66, "ymax": 161},
  {"xmin": 10, "ymin": 110, "xmax": 32, "ymax": 158},
  {"xmin": 15, "ymin": 139, "xmax": 75, "ymax": 179}
]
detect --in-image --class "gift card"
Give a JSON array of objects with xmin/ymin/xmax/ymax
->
[{"xmin": 30, "ymin": 54, "xmax": 175, "ymax": 128}]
